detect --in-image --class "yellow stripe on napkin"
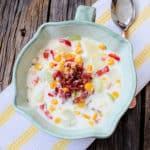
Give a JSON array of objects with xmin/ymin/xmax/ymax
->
[
  {"xmin": 0, "ymin": 105, "xmax": 15, "ymax": 126},
  {"xmin": 134, "ymin": 43, "xmax": 150, "ymax": 69},
  {"xmin": 128, "ymin": 4, "xmax": 150, "ymax": 36},
  {"xmin": 96, "ymin": 9, "xmax": 111, "ymax": 24},
  {"xmin": 50, "ymin": 139, "xmax": 71, "ymax": 150},
  {"xmin": 6, "ymin": 125, "xmax": 39, "ymax": 150}
]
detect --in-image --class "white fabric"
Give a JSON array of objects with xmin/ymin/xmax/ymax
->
[{"xmin": 0, "ymin": 0, "xmax": 150, "ymax": 149}]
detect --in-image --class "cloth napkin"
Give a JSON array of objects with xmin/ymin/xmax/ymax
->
[{"xmin": 0, "ymin": 0, "xmax": 150, "ymax": 150}]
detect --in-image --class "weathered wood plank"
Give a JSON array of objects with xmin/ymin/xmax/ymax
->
[
  {"xmin": 0, "ymin": 0, "xmax": 49, "ymax": 91},
  {"xmin": 49, "ymin": 0, "xmax": 95, "ymax": 22},
  {"xmin": 49, "ymin": 0, "xmax": 69, "ymax": 21},
  {"xmin": 85, "ymin": 0, "xmax": 96, "ymax": 6},
  {"xmin": 144, "ymin": 83, "xmax": 150, "ymax": 150}
]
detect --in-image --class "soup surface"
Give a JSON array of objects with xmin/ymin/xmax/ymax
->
[{"xmin": 27, "ymin": 35, "xmax": 122, "ymax": 128}]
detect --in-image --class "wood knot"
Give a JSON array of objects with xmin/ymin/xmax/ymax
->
[{"xmin": 20, "ymin": 28, "xmax": 26, "ymax": 37}]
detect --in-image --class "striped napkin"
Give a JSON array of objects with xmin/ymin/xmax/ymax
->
[{"xmin": 0, "ymin": 0, "xmax": 150, "ymax": 149}]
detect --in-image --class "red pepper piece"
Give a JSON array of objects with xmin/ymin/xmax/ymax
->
[
  {"xmin": 32, "ymin": 76, "xmax": 40, "ymax": 86},
  {"xmin": 94, "ymin": 119, "xmax": 99, "ymax": 124},
  {"xmin": 108, "ymin": 53, "xmax": 120, "ymax": 61},
  {"xmin": 59, "ymin": 39, "xmax": 72, "ymax": 47},
  {"xmin": 43, "ymin": 51, "xmax": 49, "ymax": 59},
  {"xmin": 48, "ymin": 93, "xmax": 54, "ymax": 97},
  {"xmin": 53, "ymin": 70, "xmax": 62, "ymax": 80},
  {"xmin": 65, "ymin": 57, "xmax": 74, "ymax": 62},
  {"xmin": 39, "ymin": 104, "xmax": 45, "ymax": 110},
  {"xmin": 96, "ymin": 66, "xmax": 109, "ymax": 76},
  {"xmin": 50, "ymin": 50, "xmax": 55, "ymax": 59},
  {"xmin": 44, "ymin": 110, "xmax": 53, "ymax": 119}
]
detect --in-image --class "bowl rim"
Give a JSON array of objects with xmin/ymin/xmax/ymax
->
[{"xmin": 12, "ymin": 20, "xmax": 136, "ymax": 139}]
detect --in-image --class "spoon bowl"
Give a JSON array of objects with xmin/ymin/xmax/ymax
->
[{"xmin": 111, "ymin": 0, "xmax": 136, "ymax": 31}]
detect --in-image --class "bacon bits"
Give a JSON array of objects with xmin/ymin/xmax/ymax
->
[
  {"xmin": 43, "ymin": 51, "xmax": 49, "ymax": 59},
  {"xmin": 52, "ymin": 63, "xmax": 93, "ymax": 103}
]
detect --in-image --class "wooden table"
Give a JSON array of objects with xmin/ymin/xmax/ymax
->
[{"xmin": 0, "ymin": 0, "xmax": 149, "ymax": 149}]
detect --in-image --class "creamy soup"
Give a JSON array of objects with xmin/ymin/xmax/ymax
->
[{"xmin": 27, "ymin": 35, "xmax": 122, "ymax": 128}]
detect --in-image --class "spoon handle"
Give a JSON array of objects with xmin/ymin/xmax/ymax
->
[{"xmin": 121, "ymin": 30, "xmax": 128, "ymax": 39}]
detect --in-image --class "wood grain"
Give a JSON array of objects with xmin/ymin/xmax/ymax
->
[
  {"xmin": 0, "ymin": 0, "xmax": 49, "ymax": 90},
  {"xmin": 0, "ymin": 0, "xmax": 149, "ymax": 150},
  {"xmin": 144, "ymin": 84, "xmax": 150, "ymax": 150}
]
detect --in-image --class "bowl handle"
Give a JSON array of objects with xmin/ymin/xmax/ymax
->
[{"xmin": 75, "ymin": 5, "xmax": 96, "ymax": 22}]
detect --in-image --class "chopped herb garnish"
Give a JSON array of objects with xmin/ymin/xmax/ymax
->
[{"xmin": 68, "ymin": 35, "xmax": 81, "ymax": 41}]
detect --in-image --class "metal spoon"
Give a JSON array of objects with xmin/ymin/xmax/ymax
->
[
  {"xmin": 111, "ymin": 0, "xmax": 136, "ymax": 108},
  {"xmin": 111, "ymin": 0, "xmax": 136, "ymax": 38}
]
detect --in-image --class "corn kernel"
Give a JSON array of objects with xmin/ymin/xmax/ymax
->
[
  {"xmin": 75, "ymin": 57, "xmax": 83, "ymax": 64},
  {"xmin": 99, "ymin": 112, "xmax": 103, "ymax": 117},
  {"xmin": 116, "ymin": 80, "xmax": 121, "ymax": 84},
  {"xmin": 59, "ymin": 51, "xmax": 64, "ymax": 55},
  {"xmin": 83, "ymin": 114, "xmax": 91, "ymax": 119},
  {"xmin": 49, "ymin": 62, "xmax": 55, "ymax": 68},
  {"xmin": 34, "ymin": 63, "xmax": 42, "ymax": 70},
  {"xmin": 101, "ymin": 76, "xmax": 107, "ymax": 81},
  {"xmin": 55, "ymin": 54, "xmax": 61, "ymax": 62},
  {"xmin": 60, "ymin": 60, "xmax": 65, "ymax": 65},
  {"xmin": 75, "ymin": 47, "xmax": 83, "ymax": 54},
  {"xmin": 48, "ymin": 105, "xmax": 55, "ymax": 112},
  {"xmin": 107, "ymin": 58, "xmax": 115, "ymax": 66},
  {"xmin": 87, "ymin": 65, "xmax": 93, "ymax": 73},
  {"xmin": 77, "ymin": 101, "xmax": 85, "ymax": 108},
  {"xmin": 54, "ymin": 117, "xmax": 61, "ymax": 124},
  {"xmin": 73, "ymin": 111, "xmax": 81, "ymax": 115},
  {"xmin": 84, "ymin": 82, "xmax": 94, "ymax": 92},
  {"xmin": 62, "ymin": 87, "xmax": 69, "ymax": 92},
  {"xmin": 76, "ymin": 42, "xmax": 81, "ymax": 47},
  {"xmin": 89, "ymin": 121, "xmax": 95, "ymax": 126},
  {"xmin": 58, "ymin": 64, "xmax": 64, "ymax": 70},
  {"xmin": 57, "ymin": 60, "xmax": 65, "ymax": 70},
  {"xmin": 112, "ymin": 91, "xmax": 119, "ymax": 99},
  {"xmin": 93, "ymin": 113, "xmax": 98, "ymax": 120},
  {"xmin": 98, "ymin": 43, "xmax": 106, "ymax": 50},
  {"xmin": 51, "ymin": 99, "xmax": 58, "ymax": 105},
  {"xmin": 63, "ymin": 53, "xmax": 74, "ymax": 59},
  {"xmin": 50, "ymin": 81, "xmax": 57, "ymax": 89}
]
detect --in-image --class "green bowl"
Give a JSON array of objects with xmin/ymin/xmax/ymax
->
[{"xmin": 12, "ymin": 5, "xmax": 136, "ymax": 139}]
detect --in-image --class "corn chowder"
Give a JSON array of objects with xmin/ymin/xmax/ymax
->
[{"xmin": 27, "ymin": 35, "xmax": 122, "ymax": 128}]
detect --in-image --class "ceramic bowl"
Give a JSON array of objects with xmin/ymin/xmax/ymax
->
[{"xmin": 12, "ymin": 5, "xmax": 136, "ymax": 139}]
